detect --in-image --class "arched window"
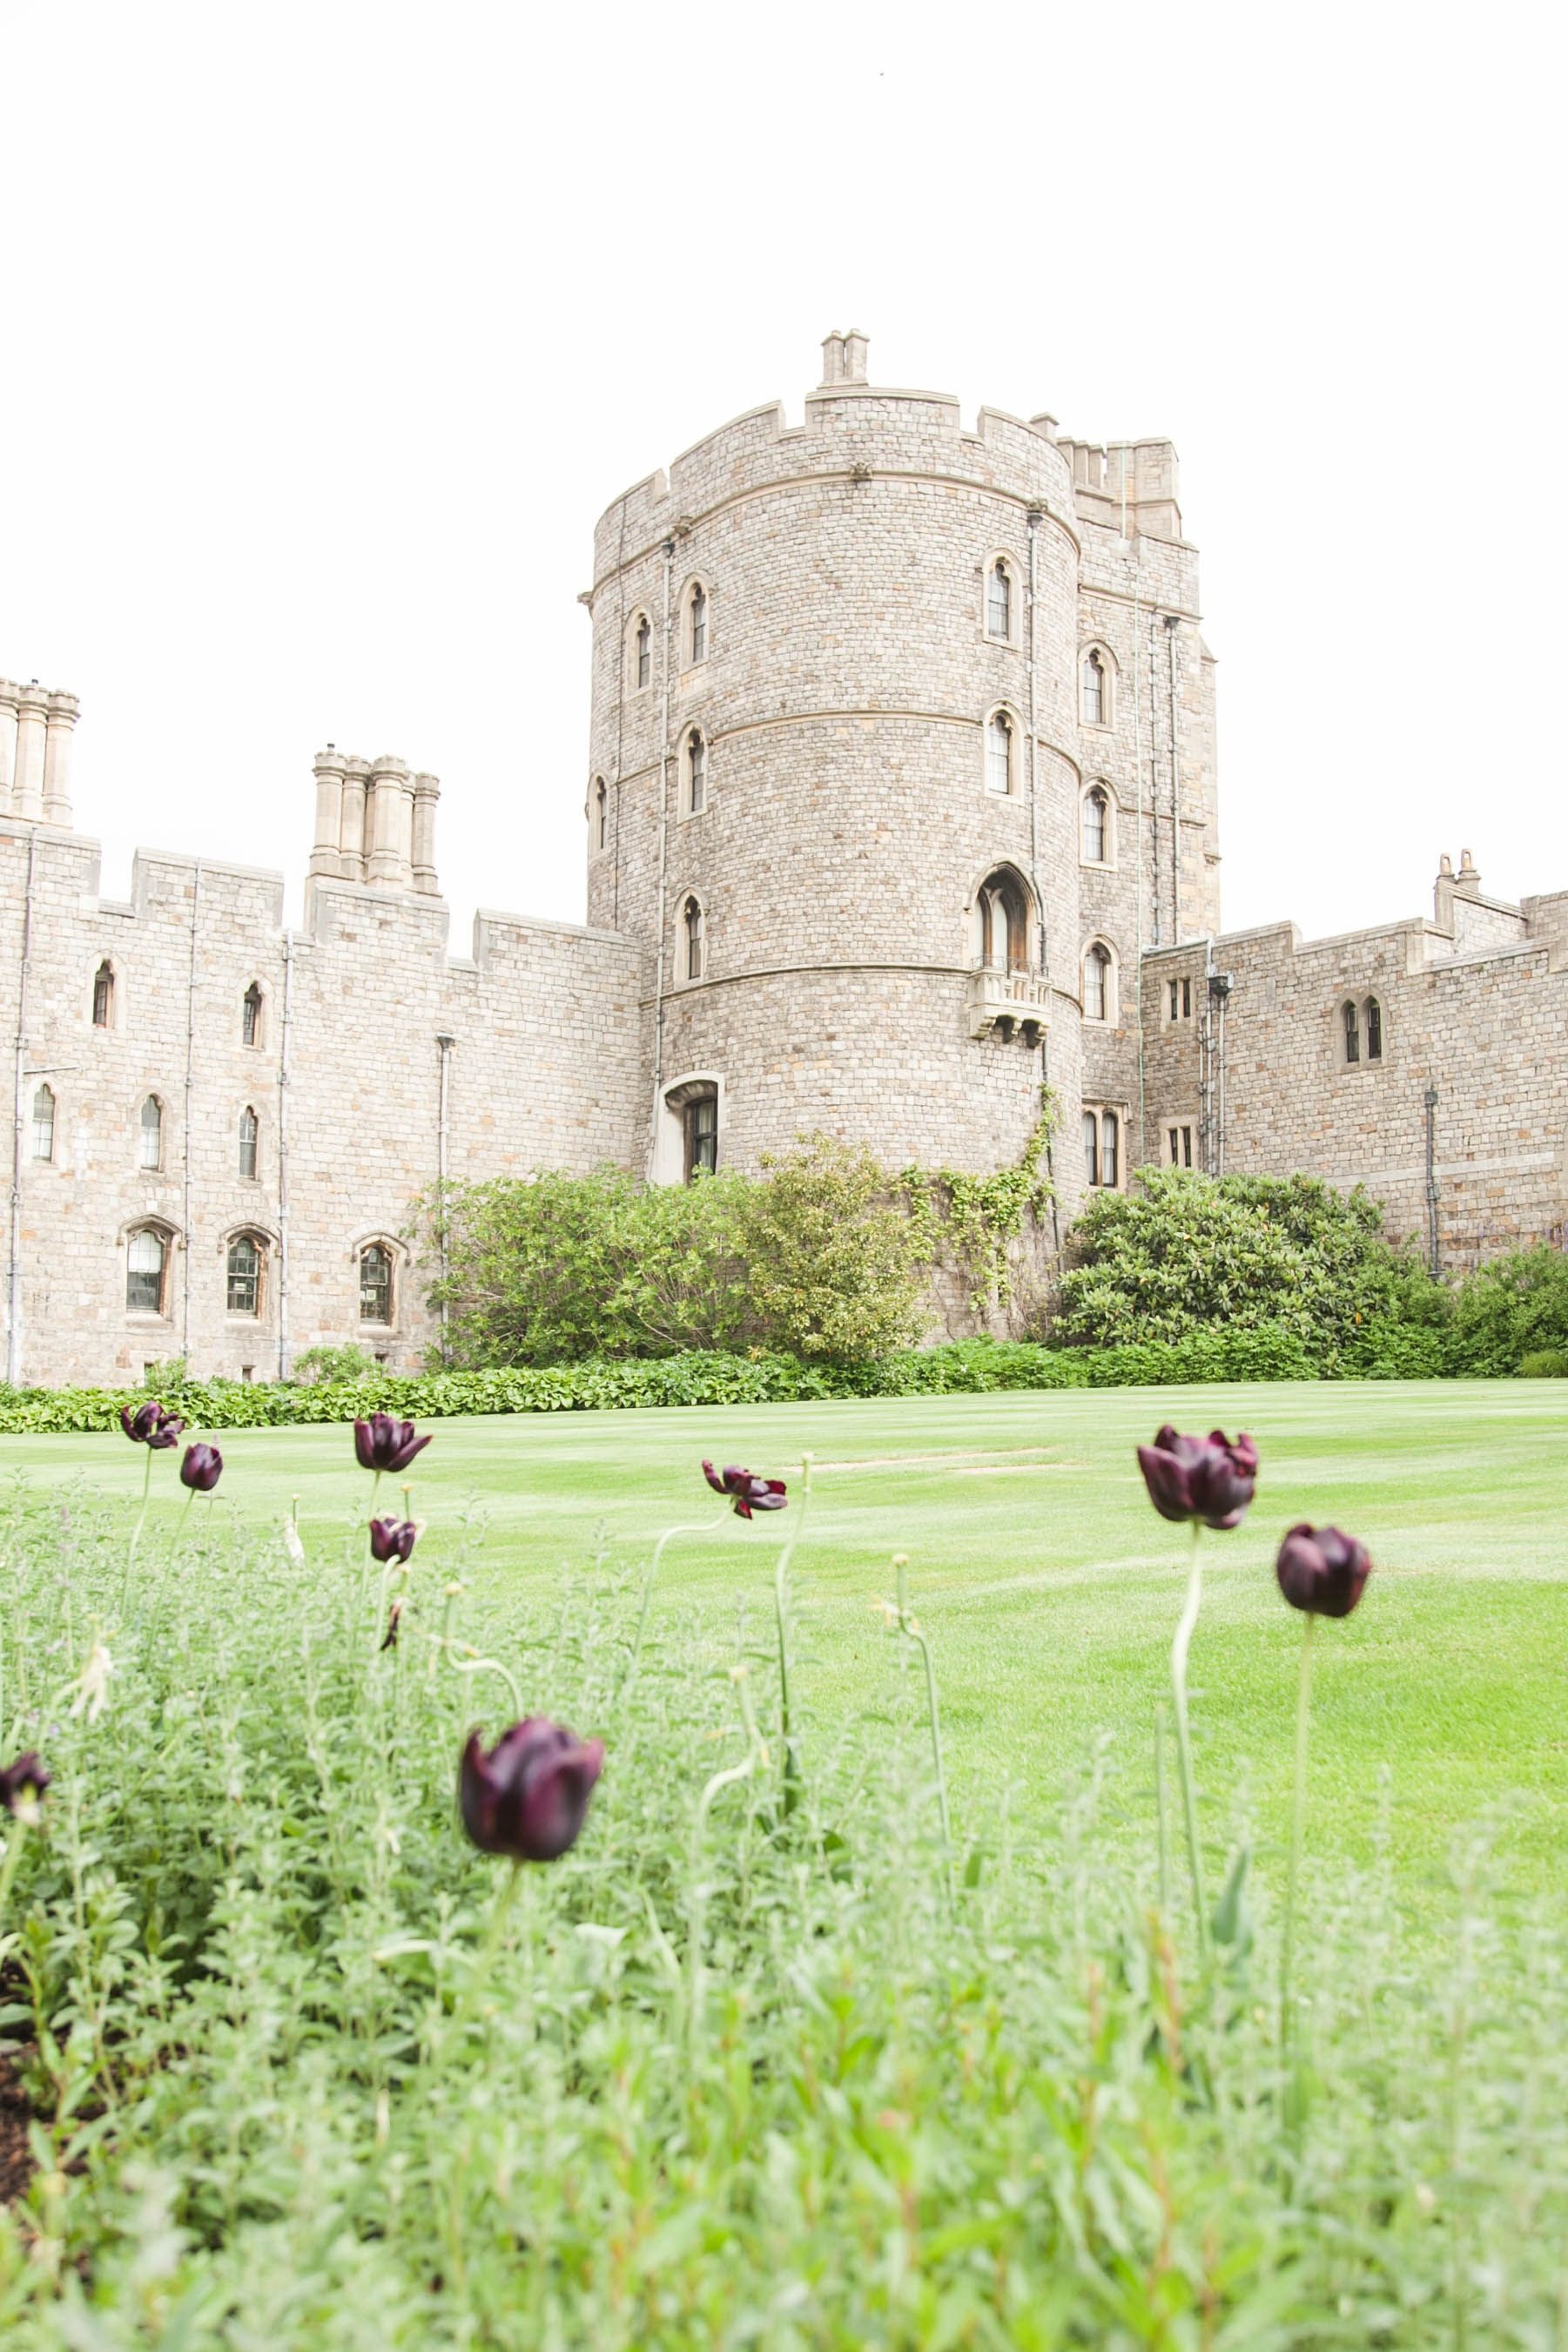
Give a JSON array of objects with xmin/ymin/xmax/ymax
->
[
  {"xmin": 30, "ymin": 1084, "xmax": 55, "ymax": 1163},
  {"xmin": 1083, "ymin": 942, "xmax": 1114, "ymax": 1025},
  {"xmin": 594, "ymin": 778, "xmax": 609, "ymax": 852},
  {"xmin": 684, "ymin": 728, "xmax": 707, "ymax": 816},
  {"xmin": 91, "ymin": 960, "xmax": 114, "ymax": 1028},
  {"xmin": 632, "ymin": 612, "xmax": 651, "ymax": 691},
  {"xmin": 238, "ymin": 1107, "xmax": 259, "ymax": 1180},
  {"xmin": 687, "ymin": 580, "xmax": 709, "ymax": 666},
  {"xmin": 986, "ymin": 710, "xmax": 1014, "ymax": 796},
  {"xmin": 1082, "ymin": 1107, "xmax": 1121, "ymax": 1189},
  {"xmin": 226, "ymin": 1233, "xmax": 263, "ymax": 1317},
  {"xmin": 1081, "ymin": 649, "xmax": 1107, "ymax": 726},
  {"xmin": 986, "ymin": 559, "xmax": 1013, "ymax": 640},
  {"xmin": 1366, "ymin": 996, "xmax": 1383, "ymax": 1061},
  {"xmin": 126, "ymin": 1227, "xmax": 169, "ymax": 1315},
  {"xmin": 1082, "ymin": 786, "xmax": 1108, "ymax": 865},
  {"xmin": 683, "ymin": 895, "xmax": 705, "ymax": 982},
  {"xmin": 359, "ymin": 1243, "xmax": 394, "ymax": 1324},
  {"xmin": 1343, "ymin": 1000, "xmax": 1361, "ymax": 1065},
  {"xmin": 242, "ymin": 983, "xmax": 263, "ymax": 1047},
  {"xmin": 1082, "ymin": 1109, "xmax": 1099, "ymax": 1188},
  {"xmin": 684, "ymin": 1090, "xmax": 718, "ymax": 1181},
  {"xmin": 974, "ymin": 868, "xmax": 1032, "ymax": 971},
  {"xmin": 138, "ymin": 1095, "xmax": 163, "ymax": 1171}
]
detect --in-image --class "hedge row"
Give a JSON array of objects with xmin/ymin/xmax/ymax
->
[{"xmin": 0, "ymin": 1322, "xmax": 1466, "ymax": 1436}]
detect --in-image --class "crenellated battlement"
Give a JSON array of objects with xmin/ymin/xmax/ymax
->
[
  {"xmin": 0, "ymin": 675, "xmax": 79, "ymax": 826},
  {"xmin": 1051, "ymin": 435, "xmax": 1184, "ymax": 543}
]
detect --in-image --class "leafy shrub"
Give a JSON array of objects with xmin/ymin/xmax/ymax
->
[
  {"xmin": 737, "ymin": 1136, "xmax": 929, "ymax": 1358},
  {"xmin": 1055, "ymin": 1167, "xmax": 1446, "ymax": 1369},
  {"xmin": 293, "ymin": 1341, "xmax": 383, "ymax": 1385},
  {"xmin": 1517, "ymin": 1347, "xmax": 1568, "ymax": 1378},
  {"xmin": 1446, "ymin": 1243, "xmax": 1568, "ymax": 1377}
]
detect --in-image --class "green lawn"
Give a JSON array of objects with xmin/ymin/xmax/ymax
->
[{"xmin": 6, "ymin": 1378, "xmax": 1565, "ymax": 1896}]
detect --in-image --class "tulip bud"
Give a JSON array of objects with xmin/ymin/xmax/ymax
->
[
  {"xmin": 459, "ymin": 1717, "xmax": 604, "ymax": 1863},
  {"xmin": 1136, "ymin": 1426, "xmax": 1258, "ymax": 1531},
  {"xmin": 368, "ymin": 1516, "xmax": 418, "ymax": 1565},
  {"xmin": 1275, "ymin": 1523, "xmax": 1370, "ymax": 1618},
  {"xmin": 0, "ymin": 1750, "xmax": 50, "ymax": 1826},
  {"xmin": 179, "ymin": 1442, "xmax": 223, "ymax": 1493},
  {"xmin": 702, "ymin": 1459, "xmax": 788, "ymax": 1520},
  {"xmin": 353, "ymin": 1413, "xmax": 432, "ymax": 1475}
]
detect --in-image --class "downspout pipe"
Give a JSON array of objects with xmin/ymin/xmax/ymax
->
[
  {"xmin": 1165, "ymin": 615, "xmax": 1181, "ymax": 943},
  {"xmin": 276, "ymin": 930, "xmax": 294, "ymax": 1381},
  {"xmin": 1424, "ymin": 1087, "xmax": 1440, "ymax": 1277},
  {"xmin": 6, "ymin": 829, "xmax": 37, "ymax": 1386},
  {"xmin": 436, "ymin": 1032, "xmax": 454, "ymax": 1364},
  {"xmin": 1025, "ymin": 510, "xmax": 1061, "ymax": 1257},
  {"xmin": 648, "ymin": 537, "xmax": 675, "ymax": 1176},
  {"xmin": 181, "ymin": 861, "xmax": 203, "ymax": 1366}
]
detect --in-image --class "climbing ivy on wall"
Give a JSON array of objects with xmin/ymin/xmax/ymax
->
[{"xmin": 899, "ymin": 1087, "xmax": 1059, "ymax": 1310}]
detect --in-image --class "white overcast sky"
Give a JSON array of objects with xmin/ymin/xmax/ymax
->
[{"xmin": 3, "ymin": 3, "xmax": 1561, "ymax": 948}]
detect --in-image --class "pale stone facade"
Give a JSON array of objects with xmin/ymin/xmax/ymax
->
[{"xmin": 0, "ymin": 334, "xmax": 1561, "ymax": 1385}]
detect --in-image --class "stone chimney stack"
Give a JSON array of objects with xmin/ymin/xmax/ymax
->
[
  {"xmin": 310, "ymin": 745, "xmax": 439, "ymax": 893},
  {"xmin": 310, "ymin": 747, "xmax": 347, "ymax": 879},
  {"xmin": 43, "ymin": 691, "xmax": 79, "ymax": 826},
  {"xmin": 366, "ymin": 757, "xmax": 414, "ymax": 889},
  {"xmin": 0, "ymin": 682, "xmax": 17, "ymax": 811},
  {"xmin": 411, "ymin": 772, "xmax": 441, "ymax": 895},
  {"xmin": 842, "ymin": 327, "xmax": 869, "ymax": 382},
  {"xmin": 10, "ymin": 681, "xmax": 49, "ymax": 819},
  {"xmin": 1457, "ymin": 847, "xmax": 1482, "ymax": 894},
  {"xmin": 820, "ymin": 328, "xmax": 871, "ymax": 387},
  {"xmin": 820, "ymin": 329, "xmax": 846, "ymax": 386}
]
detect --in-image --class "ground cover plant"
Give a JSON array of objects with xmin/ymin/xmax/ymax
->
[{"xmin": 0, "ymin": 1382, "xmax": 1565, "ymax": 2343}]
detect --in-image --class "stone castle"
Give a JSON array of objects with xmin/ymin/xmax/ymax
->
[{"xmin": 3, "ymin": 331, "xmax": 1564, "ymax": 1387}]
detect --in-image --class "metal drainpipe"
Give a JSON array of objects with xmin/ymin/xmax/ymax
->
[
  {"xmin": 181, "ymin": 861, "xmax": 202, "ymax": 1366},
  {"xmin": 6, "ymin": 828, "xmax": 37, "ymax": 1386},
  {"xmin": 1147, "ymin": 612, "xmax": 1161, "ymax": 950},
  {"xmin": 1165, "ymin": 616, "xmax": 1181, "ymax": 942},
  {"xmin": 1130, "ymin": 505, "xmax": 1147, "ymax": 1167},
  {"xmin": 1424, "ymin": 1087, "xmax": 1440, "ymax": 1275},
  {"xmin": 1025, "ymin": 509, "xmax": 1061, "ymax": 1256},
  {"xmin": 276, "ymin": 930, "xmax": 293, "ymax": 1381},
  {"xmin": 648, "ymin": 537, "xmax": 674, "ymax": 1176},
  {"xmin": 435, "ymin": 1032, "xmax": 454, "ymax": 1364}
]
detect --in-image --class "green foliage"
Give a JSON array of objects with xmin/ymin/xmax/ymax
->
[
  {"xmin": 428, "ymin": 1139, "xmax": 931, "ymax": 1369},
  {"xmin": 1446, "ymin": 1243, "xmax": 1568, "ymax": 1376},
  {"xmin": 1056, "ymin": 1166, "xmax": 1448, "ymax": 1371},
  {"xmin": 293, "ymin": 1341, "xmax": 382, "ymax": 1385},
  {"xmin": 1518, "ymin": 1347, "xmax": 1568, "ymax": 1378},
  {"xmin": 901, "ymin": 1087, "xmax": 1058, "ymax": 1309}
]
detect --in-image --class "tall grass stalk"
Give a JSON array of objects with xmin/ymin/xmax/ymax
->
[
  {"xmin": 1281, "ymin": 1614, "xmax": 1315, "ymax": 2052},
  {"xmin": 892, "ymin": 1552, "xmax": 954, "ymax": 1904}
]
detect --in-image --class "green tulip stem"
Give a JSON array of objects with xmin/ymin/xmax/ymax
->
[
  {"xmin": 1282, "ymin": 1612, "xmax": 1316, "ymax": 2055},
  {"xmin": 446, "ymin": 1652, "xmax": 525, "ymax": 1721},
  {"xmin": 1171, "ymin": 1520, "xmax": 1210, "ymax": 1961},
  {"xmin": 687, "ymin": 1668, "xmax": 765, "ymax": 2053},
  {"xmin": 1154, "ymin": 1705, "xmax": 1172, "ymax": 1916},
  {"xmin": 620, "ymin": 1514, "xmax": 729, "ymax": 1696},
  {"xmin": 176, "ymin": 1487, "xmax": 197, "ymax": 1555},
  {"xmin": 0, "ymin": 1815, "xmax": 31, "ymax": 1951},
  {"xmin": 457, "ymin": 1859, "xmax": 524, "ymax": 2039},
  {"xmin": 772, "ymin": 1480, "xmax": 811, "ymax": 1816},
  {"xmin": 122, "ymin": 1449, "xmax": 154, "ymax": 1601}
]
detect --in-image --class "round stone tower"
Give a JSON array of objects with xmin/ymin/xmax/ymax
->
[{"xmin": 584, "ymin": 331, "xmax": 1087, "ymax": 1223}]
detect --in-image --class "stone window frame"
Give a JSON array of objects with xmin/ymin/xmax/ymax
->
[
  {"xmin": 30, "ymin": 1082, "xmax": 57, "ymax": 1165},
  {"xmin": 1080, "ymin": 641, "xmax": 1116, "ymax": 731},
  {"xmin": 980, "ymin": 549, "xmax": 1021, "ymax": 649},
  {"xmin": 350, "ymin": 1231, "xmax": 406, "ymax": 1329},
  {"xmin": 1339, "ymin": 992, "xmax": 1386, "ymax": 1071},
  {"xmin": 237, "ymin": 1104, "xmax": 260, "ymax": 1181},
  {"xmin": 590, "ymin": 775, "xmax": 610, "ymax": 858},
  {"xmin": 679, "ymin": 574, "xmax": 713, "ymax": 672},
  {"xmin": 221, "ymin": 1223, "xmax": 277, "ymax": 1322},
  {"xmin": 136, "ymin": 1090, "xmax": 168, "ymax": 1174},
  {"xmin": 967, "ymin": 859, "xmax": 1038, "ymax": 973},
  {"xmin": 980, "ymin": 701, "xmax": 1022, "ymax": 799},
  {"xmin": 1163, "ymin": 970, "xmax": 1197, "ymax": 1026},
  {"xmin": 626, "ymin": 609, "xmax": 655, "ymax": 694},
  {"xmin": 654, "ymin": 1071, "xmax": 725, "ymax": 1188},
  {"xmin": 122, "ymin": 1217, "xmax": 178, "ymax": 1321},
  {"xmin": 241, "ymin": 981, "xmax": 266, "ymax": 1048},
  {"xmin": 676, "ymin": 890, "xmax": 707, "ymax": 987},
  {"xmin": 679, "ymin": 724, "xmax": 710, "ymax": 820},
  {"xmin": 1080, "ymin": 936, "xmax": 1120, "ymax": 1028},
  {"xmin": 1166, "ymin": 1118, "xmax": 1198, "ymax": 1169},
  {"xmin": 1080, "ymin": 778, "xmax": 1117, "ymax": 869},
  {"xmin": 1081, "ymin": 1103, "xmax": 1125, "ymax": 1191},
  {"xmin": 89, "ymin": 955, "xmax": 120, "ymax": 1033}
]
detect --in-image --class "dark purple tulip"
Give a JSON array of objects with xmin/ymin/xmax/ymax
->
[
  {"xmin": 1136, "ymin": 1425, "xmax": 1258, "ymax": 1531},
  {"xmin": 120, "ymin": 1399, "xmax": 187, "ymax": 1451},
  {"xmin": 353, "ymin": 1412, "xmax": 432, "ymax": 1476},
  {"xmin": 179, "ymin": 1442, "xmax": 223, "ymax": 1493},
  {"xmin": 0, "ymin": 1750, "xmax": 50, "ymax": 1822},
  {"xmin": 1276, "ymin": 1523, "xmax": 1371, "ymax": 1619},
  {"xmin": 702, "ymin": 1459, "xmax": 788, "ymax": 1520},
  {"xmin": 461, "ymin": 1717, "xmax": 605, "ymax": 1863},
  {"xmin": 368, "ymin": 1515, "xmax": 418, "ymax": 1565}
]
